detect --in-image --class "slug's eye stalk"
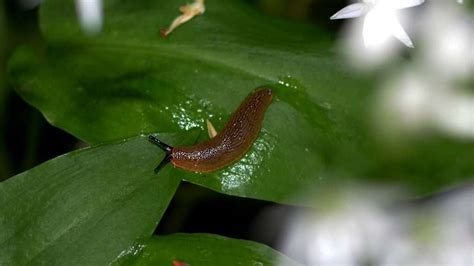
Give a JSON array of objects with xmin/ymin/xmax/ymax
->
[
  {"xmin": 148, "ymin": 135, "xmax": 174, "ymax": 173},
  {"xmin": 154, "ymin": 153, "xmax": 172, "ymax": 174}
]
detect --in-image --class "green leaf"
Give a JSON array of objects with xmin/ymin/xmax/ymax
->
[
  {"xmin": 9, "ymin": 0, "xmax": 352, "ymax": 204},
  {"xmin": 114, "ymin": 233, "xmax": 301, "ymax": 266},
  {"xmin": 0, "ymin": 133, "xmax": 195, "ymax": 265},
  {"xmin": 8, "ymin": 0, "xmax": 474, "ymax": 203}
]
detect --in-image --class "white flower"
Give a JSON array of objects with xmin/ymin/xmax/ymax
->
[
  {"xmin": 331, "ymin": 0, "xmax": 425, "ymax": 48},
  {"xmin": 376, "ymin": 2, "xmax": 474, "ymax": 140},
  {"xmin": 75, "ymin": 0, "xmax": 103, "ymax": 35},
  {"xmin": 278, "ymin": 184, "xmax": 474, "ymax": 265}
]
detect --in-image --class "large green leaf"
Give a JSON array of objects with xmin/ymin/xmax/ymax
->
[
  {"xmin": 0, "ymin": 133, "xmax": 194, "ymax": 265},
  {"xmin": 8, "ymin": 0, "xmax": 474, "ymax": 203},
  {"xmin": 115, "ymin": 233, "xmax": 300, "ymax": 266},
  {"xmin": 8, "ymin": 0, "xmax": 351, "ymax": 204}
]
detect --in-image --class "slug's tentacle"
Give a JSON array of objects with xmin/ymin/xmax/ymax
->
[
  {"xmin": 154, "ymin": 153, "xmax": 172, "ymax": 173},
  {"xmin": 148, "ymin": 135, "xmax": 173, "ymax": 173},
  {"xmin": 148, "ymin": 135, "xmax": 173, "ymax": 153}
]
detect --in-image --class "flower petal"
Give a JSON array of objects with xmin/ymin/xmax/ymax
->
[
  {"xmin": 391, "ymin": 17, "xmax": 414, "ymax": 47},
  {"xmin": 363, "ymin": 9, "xmax": 393, "ymax": 48},
  {"xmin": 330, "ymin": 3, "xmax": 367, "ymax": 20},
  {"xmin": 393, "ymin": 0, "xmax": 425, "ymax": 9},
  {"xmin": 75, "ymin": 0, "xmax": 103, "ymax": 35}
]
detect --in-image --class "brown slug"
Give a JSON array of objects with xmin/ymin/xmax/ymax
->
[{"xmin": 149, "ymin": 87, "xmax": 273, "ymax": 173}]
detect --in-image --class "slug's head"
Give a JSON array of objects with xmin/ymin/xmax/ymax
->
[
  {"xmin": 255, "ymin": 87, "xmax": 272, "ymax": 97},
  {"xmin": 250, "ymin": 87, "xmax": 273, "ymax": 115},
  {"xmin": 148, "ymin": 135, "xmax": 174, "ymax": 173},
  {"xmin": 253, "ymin": 87, "xmax": 273, "ymax": 104}
]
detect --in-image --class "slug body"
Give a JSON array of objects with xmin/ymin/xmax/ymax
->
[{"xmin": 149, "ymin": 87, "xmax": 273, "ymax": 173}]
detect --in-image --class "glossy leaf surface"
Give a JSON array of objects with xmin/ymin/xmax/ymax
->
[
  {"xmin": 0, "ymin": 133, "xmax": 192, "ymax": 265},
  {"xmin": 116, "ymin": 233, "xmax": 300, "ymax": 266},
  {"xmin": 8, "ymin": 0, "xmax": 474, "ymax": 204}
]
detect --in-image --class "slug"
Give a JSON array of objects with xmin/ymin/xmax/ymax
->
[{"xmin": 149, "ymin": 87, "xmax": 273, "ymax": 173}]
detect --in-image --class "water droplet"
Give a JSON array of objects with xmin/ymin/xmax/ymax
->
[
  {"xmin": 277, "ymin": 75, "xmax": 305, "ymax": 91},
  {"xmin": 220, "ymin": 133, "xmax": 275, "ymax": 191},
  {"xmin": 319, "ymin": 102, "xmax": 332, "ymax": 110}
]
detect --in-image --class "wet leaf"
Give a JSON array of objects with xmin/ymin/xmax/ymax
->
[
  {"xmin": 8, "ymin": 0, "xmax": 474, "ymax": 204},
  {"xmin": 0, "ymin": 133, "xmax": 194, "ymax": 265}
]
